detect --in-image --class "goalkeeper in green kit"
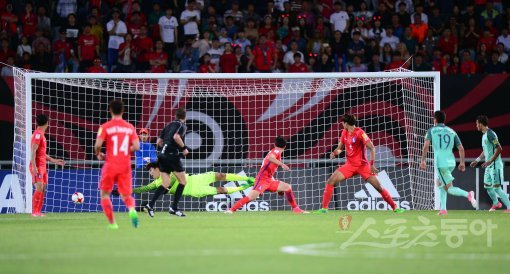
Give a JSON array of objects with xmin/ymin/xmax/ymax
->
[{"xmin": 113, "ymin": 161, "xmax": 255, "ymax": 217}]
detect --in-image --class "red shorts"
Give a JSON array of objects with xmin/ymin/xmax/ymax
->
[
  {"xmin": 253, "ymin": 177, "xmax": 281, "ymax": 194},
  {"xmin": 31, "ymin": 169, "xmax": 48, "ymax": 184},
  {"xmin": 337, "ymin": 163, "xmax": 374, "ymax": 180},
  {"xmin": 99, "ymin": 166, "xmax": 132, "ymax": 195}
]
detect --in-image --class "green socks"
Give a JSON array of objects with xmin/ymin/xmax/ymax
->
[
  {"xmin": 495, "ymin": 187, "xmax": 510, "ymax": 209},
  {"xmin": 225, "ymin": 173, "xmax": 249, "ymax": 181},
  {"xmin": 486, "ymin": 188, "xmax": 499, "ymax": 206},
  {"xmin": 447, "ymin": 187, "xmax": 468, "ymax": 198},
  {"xmin": 439, "ymin": 187, "xmax": 447, "ymax": 210}
]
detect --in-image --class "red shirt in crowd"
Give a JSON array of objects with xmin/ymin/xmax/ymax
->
[
  {"xmin": 0, "ymin": 11, "xmax": 18, "ymax": 34},
  {"xmin": 53, "ymin": 39, "xmax": 72, "ymax": 61},
  {"xmin": 78, "ymin": 34, "xmax": 99, "ymax": 61},
  {"xmin": 460, "ymin": 61, "xmax": 477, "ymax": 74},
  {"xmin": 149, "ymin": 51, "xmax": 168, "ymax": 73},
  {"xmin": 253, "ymin": 43, "xmax": 275, "ymax": 72},
  {"xmin": 219, "ymin": 52, "xmax": 238, "ymax": 73},
  {"xmin": 386, "ymin": 60, "xmax": 405, "ymax": 70},
  {"xmin": 88, "ymin": 65, "xmax": 106, "ymax": 73},
  {"xmin": 134, "ymin": 36, "xmax": 153, "ymax": 62},
  {"xmin": 127, "ymin": 22, "xmax": 142, "ymax": 38},
  {"xmin": 288, "ymin": 62, "xmax": 309, "ymax": 72},
  {"xmin": 478, "ymin": 36, "xmax": 496, "ymax": 53},
  {"xmin": 199, "ymin": 63, "xmax": 216, "ymax": 73},
  {"xmin": 437, "ymin": 36, "xmax": 458, "ymax": 56},
  {"xmin": 20, "ymin": 12, "xmax": 37, "ymax": 37}
]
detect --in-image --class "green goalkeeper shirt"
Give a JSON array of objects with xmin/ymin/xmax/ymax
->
[
  {"xmin": 133, "ymin": 174, "xmax": 182, "ymax": 194},
  {"xmin": 425, "ymin": 123, "xmax": 461, "ymax": 168},
  {"xmin": 482, "ymin": 128, "xmax": 503, "ymax": 169}
]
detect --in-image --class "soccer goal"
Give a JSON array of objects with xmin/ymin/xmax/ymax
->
[{"xmin": 6, "ymin": 68, "xmax": 439, "ymax": 213}]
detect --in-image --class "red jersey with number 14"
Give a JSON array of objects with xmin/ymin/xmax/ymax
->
[
  {"xmin": 30, "ymin": 128, "xmax": 47, "ymax": 171},
  {"xmin": 340, "ymin": 127, "xmax": 371, "ymax": 166},
  {"xmin": 257, "ymin": 148, "xmax": 282, "ymax": 179},
  {"xmin": 97, "ymin": 118, "xmax": 138, "ymax": 170}
]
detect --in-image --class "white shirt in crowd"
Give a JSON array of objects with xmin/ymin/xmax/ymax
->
[
  {"xmin": 330, "ymin": 11, "xmax": 349, "ymax": 33},
  {"xmin": 17, "ymin": 44, "xmax": 32, "ymax": 57},
  {"xmin": 207, "ymin": 47, "xmax": 224, "ymax": 66},
  {"xmin": 411, "ymin": 12, "xmax": 428, "ymax": 24},
  {"xmin": 394, "ymin": 0, "xmax": 414, "ymax": 13},
  {"xmin": 159, "ymin": 15, "xmax": 179, "ymax": 43},
  {"xmin": 498, "ymin": 52, "xmax": 508, "ymax": 64},
  {"xmin": 379, "ymin": 32, "xmax": 400, "ymax": 50},
  {"xmin": 180, "ymin": 9, "xmax": 201, "ymax": 36},
  {"xmin": 496, "ymin": 34, "xmax": 510, "ymax": 53},
  {"xmin": 106, "ymin": 19, "xmax": 127, "ymax": 49},
  {"xmin": 283, "ymin": 50, "xmax": 304, "ymax": 66}
]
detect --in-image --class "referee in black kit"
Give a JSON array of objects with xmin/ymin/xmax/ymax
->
[{"xmin": 144, "ymin": 108, "xmax": 189, "ymax": 217}]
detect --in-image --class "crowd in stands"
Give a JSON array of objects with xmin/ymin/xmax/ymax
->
[{"xmin": 0, "ymin": 0, "xmax": 509, "ymax": 75}]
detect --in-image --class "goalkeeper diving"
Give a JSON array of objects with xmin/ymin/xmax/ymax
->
[{"xmin": 113, "ymin": 161, "xmax": 255, "ymax": 217}]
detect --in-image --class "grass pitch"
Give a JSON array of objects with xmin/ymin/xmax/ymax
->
[{"xmin": 0, "ymin": 210, "xmax": 508, "ymax": 274}]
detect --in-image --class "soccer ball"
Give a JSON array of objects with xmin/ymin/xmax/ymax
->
[{"xmin": 72, "ymin": 192, "xmax": 85, "ymax": 204}]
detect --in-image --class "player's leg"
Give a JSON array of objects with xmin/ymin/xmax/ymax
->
[
  {"xmin": 484, "ymin": 167, "xmax": 501, "ymax": 211},
  {"xmin": 317, "ymin": 166, "xmax": 350, "ymax": 213},
  {"xmin": 145, "ymin": 156, "xmax": 172, "ymax": 216},
  {"xmin": 99, "ymin": 171, "xmax": 117, "ymax": 229},
  {"xmin": 441, "ymin": 167, "xmax": 477, "ymax": 208},
  {"xmin": 217, "ymin": 172, "xmax": 255, "ymax": 185},
  {"xmin": 226, "ymin": 188, "xmax": 261, "ymax": 213},
  {"xmin": 169, "ymin": 170, "xmax": 187, "ymax": 217},
  {"xmin": 492, "ymin": 168, "xmax": 510, "ymax": 212},
  {"xmin": 276, "ymin": 181, "xmax": 308, "ymax": 213},
  {"xmin": 32, "ymin": 181, "xmax": 45, "ymax": 217},
  {"xmin": 118, "ymin": 172, "xmax": 138, "ymax": 228},
  {"xmin": 437, "ymin": 180, "xmax": 448, "ymax": 215},
  {"xmin": 365, "ymin": 175, "xmax": 402, "ymax": 212}
]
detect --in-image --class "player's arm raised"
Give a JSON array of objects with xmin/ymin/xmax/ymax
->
[
  {"xmin": 268, "ymin": 153, "xmax": 289, "ymax": 171},
  {"xmin": 470, "ymin": 151, "xmax": 485, "ymax": 167},
  {"xmin": 330, "ymin": 141, "xmax": 344, "ymax": 159},
  {"xmin": 366, "ymin": 141, "xmax": 378, "ymax": 173},
  {"xmin": 420, "ymin": 139, "xmax": 431, "ymax": 170}
]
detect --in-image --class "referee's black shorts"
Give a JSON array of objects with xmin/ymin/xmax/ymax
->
[{"xmin": 157, "ymin": 154, "xmax": 184, "ymax": 173}]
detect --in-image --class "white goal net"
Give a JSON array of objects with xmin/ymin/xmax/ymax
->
[{"xmin": 7, "ymin": 68, "xmax": 439, "ymax": 213}]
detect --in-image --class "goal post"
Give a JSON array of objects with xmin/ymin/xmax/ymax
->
[{"xmin": 7, "ymin": 69, "xmax": 440, "ymax": 213}]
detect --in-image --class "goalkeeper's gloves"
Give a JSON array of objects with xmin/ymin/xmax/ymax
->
[{"xmin": 111, "ymin": 188, "xmax": 120, "ymax": 196}]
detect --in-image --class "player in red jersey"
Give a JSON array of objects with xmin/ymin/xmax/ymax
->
[
  {"xmin": 94, "ymin": 99, "xmax": 140, "ymax": 229},
  {"xmin": 316, "ymin": 114, "xmax": 405, "ymax": 213},
  {"xmin": 226, "ymin": 136, "xmax": 308, "ymax": 214},
  {"xmin": 30, "ymin": 114, "xmax": 65, "ymax": 217}
]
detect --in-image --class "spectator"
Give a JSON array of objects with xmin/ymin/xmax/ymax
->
[
  {"xmin": 1, "ymin": 4, "xmax": 18, "ymax": 39},
  {"xmin": 0, "ymin": 38, "xmax": 14, "ymax": 65},
  {"xmin": 224, "ymin": 1, "xmax": 243, "ymax": 25},
  {"xmin": 396, "ymin": 2, "xmax": 411, "ymax": 28},
  {"xmin": 278, "ymin": 15, "xmax": 291, "ymax": 44},
  {"xmin": 401, "ymin": 27, "xmax": 418, "ymax": 55},
  {"xmin": 53, "ymin": 29, "xmax": 76, "ymax": 72},
  {"xmin": 159, "ymin": 8, "xmax": 179, "ymax": 66},
  {"xmin": 218, "ymin": 28, "xmax": 233, "ymax": 44},
  {"xmin": 299, "ymin": 0, "xmax": 316, "ymax": 27},
  {"xmin": 224, "ymin": 16, "xmax": 239, "ymax": 39},
  {"xmin": 390, "ymin": 14, "xmax": 404, "ymax": 39},
  {"xmin": 133, "ymin": 25, "xmax": 153, "ymax": 72},
  {"xmin": 307, "ymin": 55, "xmax": 317, "ymax": 72},
  {"xmin": 127, "ymin": 12, "xmax": 143, "ymax": 38},
  {"xmin": 20, "ymin": 3, "xmax": 37, "ymax": 39},
  {"xmin": 373, "ymin": 2, "xmax": 392, "ymax": 27},
  {"xmin": 368, "ymin": 53, "xmax": 386, "ymax": 72},
  {"xmin": 1, "ymin": 56, "xmax": 14, "ymax": 76},
  {"xmin": 396, "ymin": 42, "xmax": 410, "ymax": 61},
  {"xmin": 315, "ymin": 53, "xmax": 335, "ymax": 72},
  {"xmin": 243, "ymin": 45, "xmax": 255, "ymax": 73},
  {"xmin": 219, "ymin": 43, "xmax": 238, "ymax": 73},
  {"xmin": 348, "ymin": 31, "xmax": 366, "ymax": 60},
  {"xmin": 32, "ymin": 30, "xmax": 51, "ymax": 54},
  {"xmin": 428, "ymin": 7, "xmax": 445, "ymax": 37},
  {"xmin": 176, "ymin": 42, "xmax": 200, "ymax": 73},
  {"xmin": 496, "ymin": 43, "xmax": 508, "ymax": 64},
  {"xmin": 481, "ymin": 2, "xmax": 500, "ymax": 26},
  {"xmin": 207, "ymin": 38, "xmax": 224, "ymax": 67},
  {"xmin": 117, "ymin": 33, "xmax": 136, "ymax": 73},
  {"xmin": 244, "ymin": 3, "xmax": 261, "ymax": 27},
  {"xmin": 330, "ymin": 1, "xmax": 349, "ymax": 34},
  {"xmin": 235, "ymin": 45, "xmax": 249, "ymax": 73},
  {"xmin": 307, "ymin": 29, "xmax": 325, "ymax": 55},
  {"xmin": 355, "ymin": 2, "xmax": 373, "ymax": 23},
  {"xmin": 31, "ymin": 43, "xmax": 53, "ymax": 72},
  {"xmin": 78, "ymin": 24, "xmax": 100, "ymax": 72},
  {"xmin": 194, "ymin": 31, "xmax": 212, "ymax": 57},
  {"xmin": 252, "ymin": 35, "xmax": 276, "ymax": 72},
  {"xmin": 16, "ymin": 36, "xmax": 32, "ymax": 59},
  {"xmin": 62, "ymin": 13, "xmax": 80, "ymax": 45},
  {"xmin": 283, "ymin": 41, "xmax": 304, "ymax": 70},
  {"xmin": 202, "ymin": 6, "xmax": 221, "ymax": 32},
  {"xmin": 289, "ymin": 26, "xmax": 307, "ymax": 53},
  {"xmin": 149, "ymin": 40, "xmax": 168, "ymax": 73},
  {"xmin": 380, "ymin": 43, "xmax": 393, "ymax": 64},
  {"xmin": 55, "ymin": 0, "xmax": 77, "ymax": 26},
  {"xmin": 180, "ymin": 0, "xmax": 201, "ymax": 41},
  {"xmin": 461, "ymin": 4, "xmax": 478, "ymax": 28},
  {"xmin": 379, "ymin": 27, "xmax": 399, "ymax": 50},
  {"xmin": 447, "ymin": 56, "xmax": 460, "ymax": 74},
  {"xmin": 288, "ymin": 52, "xmax": 309, "ymax": 72},
  {"xmin": 411, "ymin": 4, "xmax": 428, "ymax": 24},
  {"xmin": 148, "ymin": 3, "xmax": 164, "ymax": 28},
  {"xmin": 259, "ymin": 15, "xmax": 277, "ymax": 38},
  {"xmin": 348, "ymin": 55, "xmax": 368, "ymax": 72},
  {"xmin": 431, "ymin": 48, "xmax": 445, "ymax": 72},
  {"xmin": 87, "ymin": 57, "xmax": 106, "ymax": 73},
  {"xmin": 410, "ymin": 13, "xmax": 428, "ymax": 44},
  {"xmin": 234, "ymin": 30, "xmax": 251, "ymax": 54},
  {"xmin": 364, "ymin": 39, "xmax": 380, "ymax": 61},
  {"xmin": 351, "ymin": 18, "xmax": 369, "ymax": 41},
  {"xmin": 460, "ymin": 51, "xmax": 477, "ymax": 74},
  {"xmin": 479, "ymin": 29, "xmax": 496, "ymax": 53},
  {"xmin": 412, "ymin": 53, "xmax": 432, "ymax": 71},
  {"xmin": 186, "ymin": 0, "xmax": 205, "ymax": 11},
  {"xmin": 106, "ymin": 9, "xmax": 127, "ymax": 72},
  {"xmin": 386, "ymin": 51, "xmax": 405, "ymax": 70},
  {"xmin": 463, "ymin": 23, "xmax": 480, "ymax": 55},
  {"xmin": 245, "ymin": 19, "xmax": 259, "ymax": 42},
  {"xmin": 368, "ymin": 18, "xmax": 384, "ymax": 41},
  {"xmin": 199, "ymin": 53, "xmax": 217, "ymax": 73},
  {"xmin": 394, "ymin": 0, "xmax": 414, "ymax": 13},
  {"xmin": 437, "ymin": 28, "xmax": 458, "ymax": 57},
  {"xmin": 496, "ymin": 27, "xmax": 510, "ymax": 53},
  {"xmin": 485, "ymin": 52, "xmax": 506, "ymax": 73},
  {"xmin": 35, "ymin": 6, "xmax": 51, "ymax": 36},
  {"xmin": 88, "ymin": 16, "xmax": 104, "ymax": 51}
]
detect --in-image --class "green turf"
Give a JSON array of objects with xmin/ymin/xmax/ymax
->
[{"xmin": 0, "ymin": 210, "xmax": 509, "ymax": 274}]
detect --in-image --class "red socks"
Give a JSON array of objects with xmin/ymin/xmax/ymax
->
[
  {"xmin": 122, "ymin": 195, "xmax": 135, "ymax": 210},
  {"xmin": 32, "ymin": 191, "xmax": 43, "ymax": 214},
  {"xmin": 285, "ymin": 189, "xmax": 298, "ymax": 208},
  {"xmin": 100, "ymin": 197, "xmax": 115, "ymax": 224},
  {"xmin": 380, "ymin": 188, "xmax": 397, "ymax": 210},
  {"xmin": 230, "ymin": 196, "xmax": 250, "ymax": 212},
  {"xmin": 322, "ymin": 184, "xmax": 334, "ymax": 209}
]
